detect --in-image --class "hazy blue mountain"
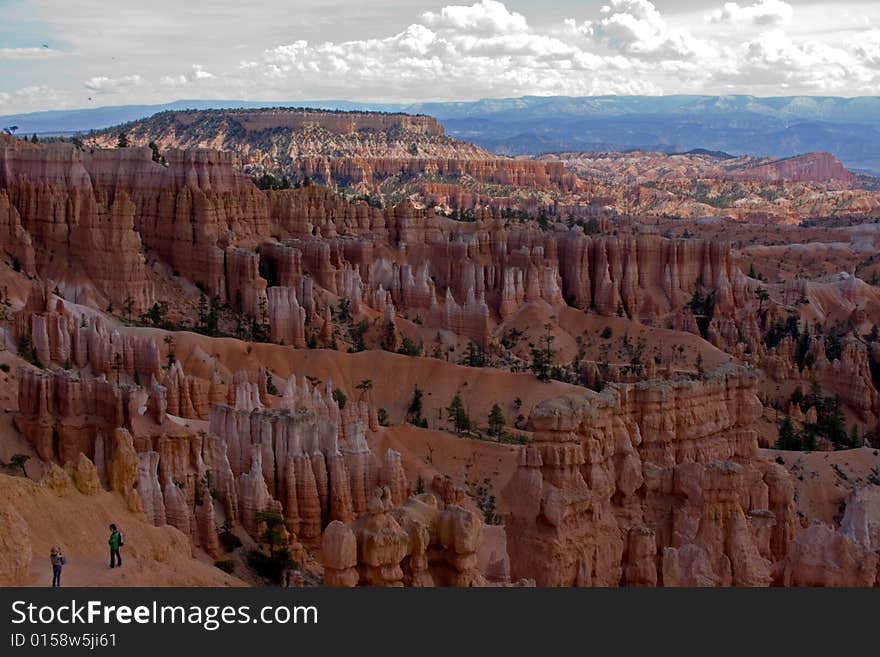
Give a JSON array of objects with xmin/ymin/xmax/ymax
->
[{"xmin": 2, "ymin": 95, "xmax": 878, "ymax": 171}]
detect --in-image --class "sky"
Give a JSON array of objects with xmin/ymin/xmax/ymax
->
[{"xmin": 1, "ymin": 0, "xmax": 879, "ymax": 114}]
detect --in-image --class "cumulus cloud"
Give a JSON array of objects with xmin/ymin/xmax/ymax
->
[
  {"xmin": 852, "ymin": 29, "xmax": 880, "ymax": 67},
  {"xmin": 422, "ymin": 0, "xmax": 527, "ymax": 35},
  {"xmin": 160, "ymin": 64, "xmax": 216, "ymax": 86},
  {"xmin": 84, "ymin": 74, "xmax": 143, "ymax": 93},
  {"xmin": 3, "ymin": 0, "xmax": 880, "ymax": 113},
  {"xmin": 594, "ymin": 0, "xmax": 710, "ymax": 59},
  {"xmin": 217, "ymin": 0, "xmax": 880, "ymax": 100},
  {"xmin": 234, "ymin": 4, "xmax": 657, "ymax": 99},
  {"xmin": 709, "ymin": 0, "xmax": 793, "ymax": 27}
]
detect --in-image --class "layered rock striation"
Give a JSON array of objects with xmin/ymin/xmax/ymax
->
[{"xmin": 504, "ymin": 366, "xmax": 799, "ymax": 586}]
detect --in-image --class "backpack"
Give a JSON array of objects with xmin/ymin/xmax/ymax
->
[{"xmin": 116, "ymin": 531, "xmax": 124, "ymax": 547}]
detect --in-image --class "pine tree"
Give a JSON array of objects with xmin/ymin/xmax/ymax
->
[
  {"xmin": 447, "ymin": 393, "xmax": 471, "ymax": 435},
  {"xmin": 849, "ymin": 424, "xmax": 861, "ymax": 449},
  {"xmin": 381, "ymin": 321, "xmax": 396, "ymax": 351},
  {"xmin": 407, "ymin": 386, "xmax": 425, "ymax": 426},
  {"xmin": 755, "ymin": 287, "xmax": 770, "ymax": 312},
  {"xmin": 116, "ymin": 132, "xmax": 129, "ymax": 148},
  {"xmin": 488, "ymin": 404, "xmax": 505, "ymax": 439},
  {"xmin": 265, "ymin": 371, "xmax": 279, "ymax": 396},
  {"xmin": 464, "ymin": 341, "xmax": 486, "ymax": 367},
  {"xmin": 776, "ymin": 416, "xmax": 799, "ymax": 450}
]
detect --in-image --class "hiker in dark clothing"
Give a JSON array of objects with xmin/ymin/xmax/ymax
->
[
  {"xmin": 108, "ymin": 524, "xmax": 123, "ymax": 568},
  {"xmin": 50, "ymin": 547, "xmax": 65, "ymax": 587}
]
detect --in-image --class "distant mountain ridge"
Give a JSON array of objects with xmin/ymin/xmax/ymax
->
[{"xmin": 2, "ymin": 95, "xmax": 879, "ymax": 171}]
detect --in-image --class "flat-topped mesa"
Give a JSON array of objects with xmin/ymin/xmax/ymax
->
[
  {"xmin": 223, "ymin": 109, "xmax": 446, "ymax": 137},
  {"xmin": 728, "ymin": 152, "xmax": 855, "ymax": 186},
  {"xmin": 90, "ymin": 108, "xmax": 576, "ymax": 195},
  {"xmin": 504, "ymin": 365, "xmax": 797, "ymax": 587}
]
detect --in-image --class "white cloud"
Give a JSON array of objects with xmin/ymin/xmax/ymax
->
[
  {"xmin": 161, "ymin": 64, "xmax": 216, "ymax": 86},
  {"xmin": 199, "ymin": 1, "xmax": 880, "ymax": 100},
  {"xmin": 2, "ymin": 0, "xmax": 880, "ymax": 114},
  {"xmin": 594, "ymin": 0, "xmax": 711, "ymax": 59},
  {"xmin": 0, "ymin": 85, "xmax": 71, "ymax": 114},
  {"xmin": 709, "ymin": 0, "xmax": 793, "ymax": 27},
  {"xmin": 422, "ymin": 0, "xmax": 528, "ymax": 35},
  {"xmin": 0, "ymin": 47, "xmax": 67, "ymax": 60},
  {"xmin": 84, "ymin": 74, "xmax": 144, "ymax": 93},
  {"xmin": 853, "ymin": 29, "xmax": 880, "ymax": 67}
]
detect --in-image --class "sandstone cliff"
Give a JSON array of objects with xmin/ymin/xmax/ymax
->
[{"xmin": 503, "ymin": 366, "xmax": 801, "ymax": 586}]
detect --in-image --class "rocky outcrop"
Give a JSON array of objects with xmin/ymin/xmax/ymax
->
[
  {"xmin": 0, "ymin": 189, "xmax": 36, "ymax": 276},
  {"xmin": 322, "ymin": 487, "xmax": 488, "ymax": 587},
  {"xmin": 14, "ymin": 365, "xmax": 236, "ymax": 553},
  {"xmin": 321, "ymin": 520, "xmax": 360, "ymax": 586},
  {"xmin": 15, "ymin": 282, "xmax": 161, "ymax": 377},
  {"xmin": 266, "ymin": 286, "xmax": 307, "ymax": 347},
  {"xmin": 15, "ymin": 367, "xmax": 133, "ymax": 464},
  {"xmin": 781, "ymin": 485, "xmax": 880, "ymax": 587},
  {"xmin": 88, "ymin": 109, "xmax": 576, "ymax": 195},
  {"xmin": 504, "ymin": 366, "xmax": 797, "ymax": 586},
  {"xmin": 729, "ymin": 152, "xmax": 855, "ymax": 185},
  {"xmin": 208, "ymin": 376, "xmax": 380, "ymax": 539},
  {"xmin": 0, "ymin": 140, "xmax": 154, "ymax": 311}
]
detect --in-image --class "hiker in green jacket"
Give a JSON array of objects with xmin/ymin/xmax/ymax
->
[{"xmin": 108, "ymin": 524, "xmax": 123, "ymax": 568}]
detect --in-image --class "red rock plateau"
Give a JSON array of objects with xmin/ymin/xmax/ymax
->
[
  {"xmin": 88, "ymin": 109, "xmax": 575, "ymax": 199},
  {"xmin": 1, "ymin": 125, "xmax": 879, "ymax": 588},
  {"xmin": 87, "ymin": 109, "xmax": 880, "ymax": 224}
]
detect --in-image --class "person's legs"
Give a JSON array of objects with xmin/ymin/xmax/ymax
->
[
  {"xmin": 109, "ymin": 547, "xmax": 116, "ymax": 568},
  {"xmin": 110, "ymin": 548, "xmax": 121, "ymax": 567},
  {"xmin": 52, "ymin": 565, "xmax": 61, "ymax": 587}
]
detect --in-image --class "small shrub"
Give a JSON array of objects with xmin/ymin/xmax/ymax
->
[
  {"xmin": 397, "ymin": 336, "xmax": 422, "ymax": 357},
  {"xmin": 7, "ymin": 453, "xmax": 29, "ymax": 476},
  {"xmin": 214, "ymin": 559, "xmax": 236, "ymax": 574},
  {"xmin": 332, "ymin": 388, "xmax": 347, "ymax": 409},
  {"xmin": 17, "ymin": 332, "xmax": 40, "ymax": 367},
  {"xmin": 247, "ymin": 548, "xmax": 297, "ymax": 584},
  {"xmin": 219, "ymin": 529, "xmax": 242, "ymax": 553},
  {"xmin": 265, "ymin": 371, "xmax": 279, "ymax": 396}
]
